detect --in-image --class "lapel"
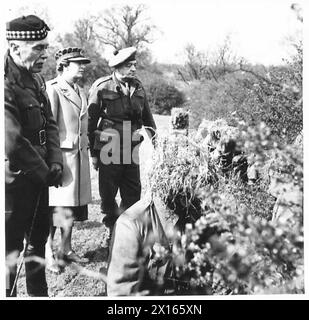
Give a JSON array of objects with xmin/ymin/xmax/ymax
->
[
  {"xmin": 57, "ymin": 76, "xmax": 81, "ymax": 110},
  {"xmin": 129, "ymin": 84, "xmax": 136, "ymax": 98},
  {"xmin": 78, "ymin": 84, "xmax": 88, "ymax": 118}
]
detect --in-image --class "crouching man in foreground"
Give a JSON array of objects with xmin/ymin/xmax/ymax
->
[{"xmin": 106, "ymin": 195, "xmax": 182, "ymax": 296}]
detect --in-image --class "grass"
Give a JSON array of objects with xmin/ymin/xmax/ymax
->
[{"xmin": 16, "ymin": 114, "xmax": 170, "ymax": 297}]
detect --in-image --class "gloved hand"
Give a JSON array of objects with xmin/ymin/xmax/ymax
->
[{"xmin": 47, "ymin": 163, "xmax": 63, "ymax": 187}]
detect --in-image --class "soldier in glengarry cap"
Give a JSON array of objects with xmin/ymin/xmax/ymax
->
[{"xmin": 5, "ymin": 14, "xmax": 63, "ymax": 297}]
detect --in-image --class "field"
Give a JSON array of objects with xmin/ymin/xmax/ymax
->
[{"xmin": 16, "ymin": 114, "xmax": 170, "ymax": 297}]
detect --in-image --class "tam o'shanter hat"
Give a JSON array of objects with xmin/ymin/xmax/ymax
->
[
  {"xmin": 55, "ymin": 47, "xmax": 91, "ymax": 64},
  {"xmin": 6, "ymin": 15, "xmax": 50, "ymax": 41},
  {"xmin": 109, "ymin": 47, "xmax": 137, "ymax": 68}
]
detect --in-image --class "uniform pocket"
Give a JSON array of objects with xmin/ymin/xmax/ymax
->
[
  {"xmin": 22, "ymin": 103, "xmax": 44, "ymax": 131},
  {"xmin": 104, "ymin": 92, "xmax": 123, "ymax": 116}
]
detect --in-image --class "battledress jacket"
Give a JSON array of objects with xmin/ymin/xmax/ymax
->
[
  {"xmin": 46, "ymin": 76, "xmax": 91, "ymax": 207},
  {"xmin": 87, "ymin": 73, "xmax": 156, "ymax": 161},
  {"xmin": 107, "ymin": 197, "xmax": 179, "ymax": 296},
  {"xmin": 4, "ymin": 53, "xmax": 62, "ymax": 187}
]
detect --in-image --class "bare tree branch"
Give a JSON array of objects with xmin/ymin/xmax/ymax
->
[
  {"xmin": 97, "ymin": 4, "xmax": 156, "ymax": 50},
  {"xmin": 177, "ymin": 68, "xmax": 190, "ymax": 85}
]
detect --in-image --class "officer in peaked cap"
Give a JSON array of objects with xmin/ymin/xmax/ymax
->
[
  {"xmin": 5, "ymin": 15, "xmax": 63, "ymax": 297},
  {"xmin": 88, "ymin": 47, "xmax": 157, "ymax": 247},
  {"xmin": 45, "ymin": 47, "xmax": 92, "ymax": 270},
  {"xmin": 55, "ymin": 47, "xmax": 91, "ymax": 66}
]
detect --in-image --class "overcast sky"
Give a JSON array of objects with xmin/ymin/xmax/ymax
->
[{"xmin": 3, "ymin": 0, "xmax": 304, "ymax": 65}]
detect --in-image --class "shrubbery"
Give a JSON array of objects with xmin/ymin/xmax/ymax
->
[
  {"xmin": 185, "ymin": 41, "xmax": 302, "ymax": 143},
  {"xmin": 148, "ymin": 119, "xmax": 303, "ymax": 294},
  {"xmin": 171, "ymin": 108, "xmax": 189, "ymax": 130},
  {"xmin": 144, "ymin": 79, "xmax": 185, "ymax": 115}
]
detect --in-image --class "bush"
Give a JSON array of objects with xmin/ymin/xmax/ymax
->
[
  {"xmin": 148, "ymin": 122, "xmax": 303, "ymax": 295},
  {"xmin": 185, "ymin": 41, "xmax": 302, "ymax": 143},
  {"xmin": 145, "ymin": 79, "xmax": 185, "ymax": 115},
  {"xmin": 171, "ymin": 108, "xmax": 189, "ymax": 130}
]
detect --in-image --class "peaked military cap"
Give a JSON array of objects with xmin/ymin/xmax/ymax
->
[
  {"xmin": 55, "ymin": 47, "xmax": 91, "ymax": 64},
  {"xmin": 109, "ymin": 47, "xmax": 137, "ymax": 68},
  {"xmin": 6, "ymin": 14, "xmax": 50, "ymax": 41}
]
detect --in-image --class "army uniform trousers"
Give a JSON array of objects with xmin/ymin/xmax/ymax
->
[
  {"xmin": 5, "ymin": 175, "xmax": 50, "ymax": 297},
  {"xmin": 98, "ymin": 162, "xmax": 141, "ymax": 231}
]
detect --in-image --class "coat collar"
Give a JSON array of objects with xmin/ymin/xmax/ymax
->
[
  {"xmin": 5, "ymin": 51, "xmax": 38, "ymax": 91},
  {"xmin": 56, "ymin": 75, "xmax": 82, "ymax": 110},
  {"xmin": 112, "ymin": 72, "xmax": 140, "ymax": 97}
]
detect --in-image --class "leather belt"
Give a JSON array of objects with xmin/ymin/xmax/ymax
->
[{"xmin": 26, "ymin": 129, "xmax": 47, "ymax": 146}]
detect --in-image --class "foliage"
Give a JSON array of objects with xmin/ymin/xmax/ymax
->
[
  {"xmin": 95, "ymin": 4, "xmax": 157, "ymax": 68},
  {"xmin": 171, "ymin": 108, "xmax": 189, "ymax": 130},
  {"xmin": 98, "ymin": 4, "xmax": 156, "ymax": 50},
  {"xmin": 185, "ymin": 38, "xmax": 302, "ymax": 142},
  {"xmin": 175, "ymin": 195, "xmax": 303, "ymax": 295},
  {"xmin": 145, "ymin": 80, "xmax": 185, "ymax": 115},
  {"xmin": 148, "ymin": 119, "xmax": 303, "ymax": 294},
  {"xmin": 180, "ymin": 36, "xmax": 240, "ymax": 82}
]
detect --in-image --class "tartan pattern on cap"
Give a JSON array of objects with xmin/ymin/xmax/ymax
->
[
  {"xmin": 6, "ymin": 15, "xmax": 49, "ymax": 41},
  {"xmin": 6, "ymin": 26, "xmax": 48, "ymax": 40}
]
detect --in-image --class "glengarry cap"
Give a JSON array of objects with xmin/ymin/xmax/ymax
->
[{"xmin": 6, "ymin": 14, "xmax": 50, "ymax": 41}]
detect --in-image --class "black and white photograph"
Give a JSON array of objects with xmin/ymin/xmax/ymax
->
[{"xmin": 2, "ymin": 0, "xmax": 306, "ymax": 302}]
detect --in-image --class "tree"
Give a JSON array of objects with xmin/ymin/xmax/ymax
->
[
  {"xmin": 183, "ymin": 43, "xmax": 209, "ymax": 81},
  {"xmin": 96, "ymin": 4, "xmax": 157, "ymax": 68},
  {"xmin": 181, "ymin": 36, "xmax": 241, "ymax": 82},
  {"xmin": 98, "ymin": 4, "xmax": 156, "ymax": 50}
]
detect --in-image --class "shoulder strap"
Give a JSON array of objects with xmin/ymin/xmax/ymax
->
[{"xmin": 95, "ymin": 75, "xmax": 112, "ymax": 88}]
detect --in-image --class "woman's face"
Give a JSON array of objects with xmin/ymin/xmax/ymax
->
[{"xmin": 63, "ymin": 61, "xmax": 87, "ymax": 81}]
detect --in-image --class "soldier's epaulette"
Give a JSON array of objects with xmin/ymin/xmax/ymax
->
[{"xmin": 94, "ymin": 75, "xmax": 112, "ymax": 88}]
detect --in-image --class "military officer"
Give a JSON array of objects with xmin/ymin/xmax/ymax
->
[
  {"xmin": 5, "ymin": 15, "xmax": 63, "ymax": 297},
  {"xmin": 88, "ymin": 47, "xmax": 157, "ymax": 241},
  {"xmin": 46, "ymin": 47, "xmax": 92, "ymax": 268}
]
